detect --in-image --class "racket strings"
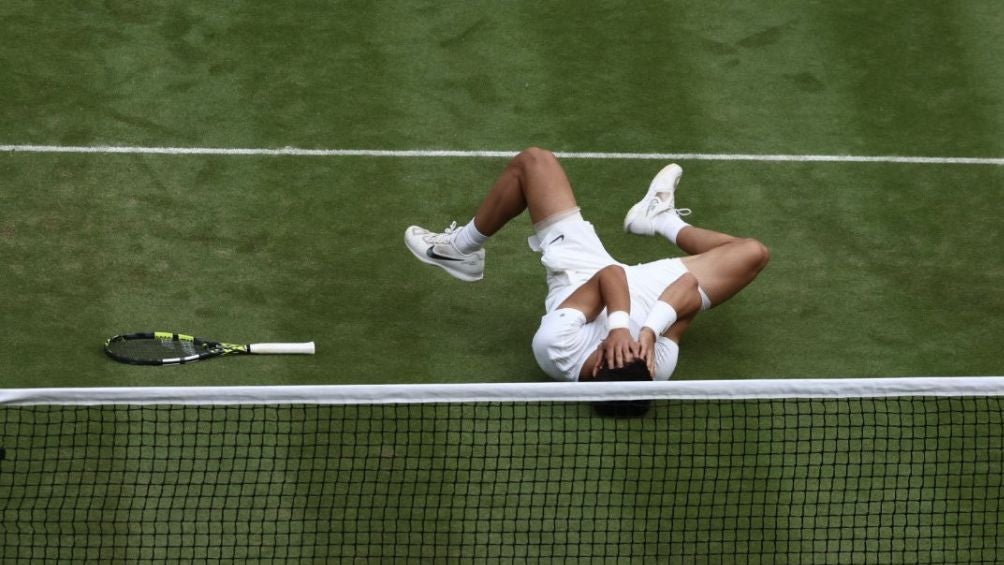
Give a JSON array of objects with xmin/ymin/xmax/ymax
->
[{"xmin": 108, "ymin": 338, "xmax": 207, "ymax": 363}]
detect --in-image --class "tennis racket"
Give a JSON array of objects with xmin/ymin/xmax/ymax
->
[{"xmin": 104, "ymin": 332, "xmax": 316, "ymax": 365}]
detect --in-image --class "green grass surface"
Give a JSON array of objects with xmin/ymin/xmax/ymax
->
[
  {"xmin": 2, "ymin": 154, "xmax": 1002, "ymax": 386},
  {"xmin": 2, "ymin": 2, "xmax": 1003, "ymax": 561},
  {"xmin": 2, "ymin": 2, "xmax": 1003, "ymax": 386}
]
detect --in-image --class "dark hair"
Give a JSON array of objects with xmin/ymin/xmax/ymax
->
[
  {"xmin": 591, "ymin": 359, "xmax": 652, "ymax": 418},
  {"xmin": 595, "ymin": 359, "xmax": 652, "ymax": 382}
]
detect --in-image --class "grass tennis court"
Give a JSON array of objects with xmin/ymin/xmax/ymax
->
[
  {"xmin": 3, "ymin": 155, "xmax": 1002, "ymax": 387},
  {"xmin": 1, "ymin": 1, "xmax": 1002, "ymax": 562},
  {"xmin": 2, "ymin": 1, "xmax": 1002, "ymax": 387}
]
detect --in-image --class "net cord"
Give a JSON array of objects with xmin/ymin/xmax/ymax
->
[{"xmin": 1, "ymin": 376, "xmax": 1003, "ymax": 406}]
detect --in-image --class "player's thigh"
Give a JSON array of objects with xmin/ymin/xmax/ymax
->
[
  {"xmin": 681, "ymin": 239, "xmax": 767, "ymax": 306},
  {"xmin": 517, "ymin": 148, "xmax": 579, "ymax": 224}
]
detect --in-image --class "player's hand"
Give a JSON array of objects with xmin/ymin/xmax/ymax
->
[
  {"xmin": 593, "ymin": 328, "xmax": 638, "ymax": 376},
  {"xmin": 638, "ymin": 328, "xmax": 657, "ymax": 377}
]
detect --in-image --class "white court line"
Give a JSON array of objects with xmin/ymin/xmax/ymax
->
[{"xmin": 2, "ymin": 144, "xmax": 1003, "ymax": 165}]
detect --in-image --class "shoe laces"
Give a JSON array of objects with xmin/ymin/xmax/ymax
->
[
  {"xmin": 646, "ymin": 197, "xmax": 691, "ymax": 218},
  {"xmin": 425, "ymin": 221, "xmax": 459, "ymax": 244}
]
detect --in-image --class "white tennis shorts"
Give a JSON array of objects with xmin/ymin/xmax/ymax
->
[{"xmin": 528, "ymin": 212, "xmax": 689, "ymax": 382}]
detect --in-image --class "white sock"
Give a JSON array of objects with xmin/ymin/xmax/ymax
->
[
  {"xmin": 452, "ymin": 219, "xmax": 489, "ymax": 254},
  {"xmin": 654, "ymin": 213, "xmax": 691, "ymax": 245}
]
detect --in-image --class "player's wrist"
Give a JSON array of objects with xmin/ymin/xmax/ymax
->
[
  {"xmin": 607, "ymin": 310, "xmax": 630, "ymax": 331},
  {"xmin": 642, "ymin": 302, "xmax": 678, "ymax": 337}
]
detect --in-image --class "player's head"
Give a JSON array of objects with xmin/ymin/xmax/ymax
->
[
  {"xmin": 591, "ymin": 359, "xmax": 652, "ymax": 418},
  {"xmin": 595, "ymin": 359, "xmax": 652, "ymax": 382}
]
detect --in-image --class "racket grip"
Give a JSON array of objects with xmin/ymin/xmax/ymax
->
[{"xmin": 248, "ymin": 342, "xmax": 316, "ymax": 355}]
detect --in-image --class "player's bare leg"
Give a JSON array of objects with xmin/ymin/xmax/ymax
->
[
  {"xmin": 471, "ymin": 147, "xmax": 579, "ymax": 234},
  {"xmin": 679, "ymin": 232, "xmax": 769, "ymax": 307},
  {"xmin": 674, "ymin": 227, "xmax": 738, "ymax": 255},
  {"xmin": 624, "ymin": 163, "xmax": 769, "ymax": 307},
  {"xmin": 405, "ymin": 147, "xmax": 578, "ymax": 281}
]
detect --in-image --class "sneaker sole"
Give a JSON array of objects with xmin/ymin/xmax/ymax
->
[
  {"xmin": 404, "ymin": 231, "xmax": 484, "ymax": 282},
  {"xmin": 623, "ymin": 164, "xmax": 683, "ymax": 235},
  {"xmin": 623, "ymin": 200, "xmax": 652, "ymax": 235}
]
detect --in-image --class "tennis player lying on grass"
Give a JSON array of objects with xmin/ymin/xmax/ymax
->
[{"xmin": 405, "ymin": 147, "xmax": 768, "ymax": 381}]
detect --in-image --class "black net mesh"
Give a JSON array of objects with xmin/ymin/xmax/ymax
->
[{"xmin": 1, "ymin": 398, "xmax": 1002, "ymax": 563}]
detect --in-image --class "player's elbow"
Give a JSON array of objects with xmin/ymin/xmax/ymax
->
[{"xmin": 676, "ymin": 273, "xmax": 704, "ymax": 317}]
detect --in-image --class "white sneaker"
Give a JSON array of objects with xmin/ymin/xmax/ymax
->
[
  {"xmin": 624, "ymin": 164, "xmax": 691, "ymax": 236},
  {"xmin": 404, "ymin": 222, "xmax": 485, "ymax": 282}
]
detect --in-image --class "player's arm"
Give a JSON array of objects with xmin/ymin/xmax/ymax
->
[
  {"xmin": 637, "ymin": 272, "xmax": 702, "ymax": 376},
  {"xmin": 557, "ymin": 265, "xmax": 638, "ymax": 376}
]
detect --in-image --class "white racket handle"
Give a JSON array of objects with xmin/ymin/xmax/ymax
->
[{"xmin": 247, "ymin": 342, "xmax": 316, "ymax": 355}]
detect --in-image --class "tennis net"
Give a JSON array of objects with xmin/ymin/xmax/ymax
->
[{"xmin": 1, "ymin": 378, "xmax": 1002, "ymax": 563}]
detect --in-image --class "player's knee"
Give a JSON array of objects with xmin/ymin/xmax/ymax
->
[
  {"xmin": 518, "ymin": 147, "xmax": 559, "ymax": 170},
  {"xmin": 740, "ymin": 238, "xmax": 770, "ymax": 272},
  {"xmin": 599, "ymin": 263, "xmax": 626, "ymax": 277}
]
